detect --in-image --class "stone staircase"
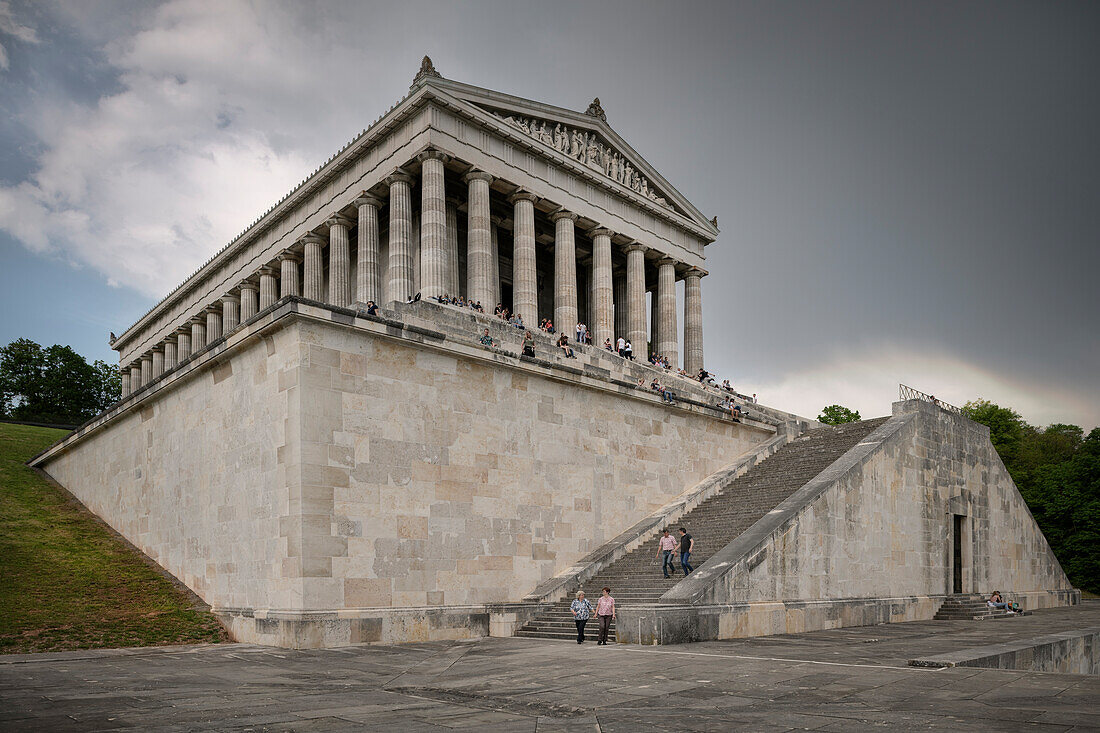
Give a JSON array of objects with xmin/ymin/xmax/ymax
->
[
  {"xmin": 516, "ymin": 417, "xmax": 890, "ymax": 641},
  {"xmin": 933, "ymin": 594, "xmax": 1029, "ymax": 620}
]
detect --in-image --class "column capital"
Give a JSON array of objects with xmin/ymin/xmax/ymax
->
[
  {"xmin": 354, "ymin": 193, "xmax": 384, "ymax": 209},
  {"xmin": 657, "ymin": 256, "xmax": 679, "ymax": 268},
  {"xmin": 508, "ymin": 190, "xmax": 539, "ymax": 205},
  {"xmin": 150, "ymin": 344, "xmax": 163, "ymax": 354},
  {"xmin": 385, "ymin": 169, "xmax": 414, "ymax": 186},
  {"xmin": 550, "ymin": 209, "xmax": 578, "ymax": 223},
  {"xmin": 624, "ymin": 242, "xmax": 648, "ymax": 254},
  {"xmin": 176, "ymin": 324, "xmax": 192, "ymax": 336},
  {"xmin": 221, "ymin": 293, "xmax": 241, "ymax": 304},
  {"xmin": 326, "ymin": 213, "xmax": 355, "ymax": 230},
  {"xmin": 258, "ymin": 265, "xmax": 278, "ymax": 277},
  {"xmin": 684, "ymin": 266, "xmax": 708, "ymax": 279},
  {"xmin": 163, "ymin": 333, "xmax": 177, "ymax": 344},
  {"xmin": 463, "ymin": 170, "xmax": 494, "ymax": 185},
  {"xmin": 416, "ymin": 149, "xmax": 450, "ymax": 163},
  {"xmin": 238, "ymin": 280, "xmax": 258, "ymax": 292},
  {"xmin": 189, "ymin": 314, "xmax": 205, "ymax": 325},
  {"xmin": 278, "ymin": 249, "xmax": 302, "ymax": 263},
  {"xmin": 299, "ymin": 233, "xmax": 326, "ymax": 247},
  {"xmin": 589, "ymin": 227, "xmax": 615, "ymax": 239},
  {"xmin": 204, "ymin": 303, "xmax": 222, "ymax": 314}
]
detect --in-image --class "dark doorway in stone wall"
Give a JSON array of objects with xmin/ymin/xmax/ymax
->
[{"xmin": 953, "ymin": 514, "xmax": 965, "ymax": 594}]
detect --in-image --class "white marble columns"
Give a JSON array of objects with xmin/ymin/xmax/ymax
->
[
  {"xmin": 386, "ymin": 171, "xmax": 414, "ymax": 303},
  {"xmin": 551, "ymin": 211, "xmax": 578, "ymax": 331},
  {"xmin": 656, "ymin": 258, "xmax": 679, "ymax": 367},
  {"xmin": 221, "ymin": 294, "xmax": 240, "ymax": 333},
  {"xmin": 509, "ymin": 191, "xmax": 538, "ymax": 327},
  {"xmin": 205, "ymin": 305, "xmax": 222, "ymax": 343},
  {"xmin": 258, "ymin": 267, "xmax": 278, "ymax": 310},
  {"xmin": 327, "ymin": 215, "xmax": 353, "ymax": 307},
  {"xmin": 239, "ymin": 282, "xmax": 258, "ymax": 322},
  {"xmin": 625, "ymin": 244, "xmax": 648, "ymax": 353},
  {"xmin": 190, "ymin": 316, "xmax": 207, "ymax": 352},
  {"xmin": 120, "ymin": 370, "xmax": 131, "ymax": 397},
  {"xmin": 683, "ymin": 267, "xmax": 705, "ymax": 375},
  {"xmin": 303, "ymin": 235, "xmax": 325, "ymax": 301},
  {"xmin": 355, "ymin": 194, "xmax": 382, "ymax": 304},
  {"xmin": 279, "ymin": 251, "xmax": 301, "ymax": 298},
  {"xmin": 418, "ymin": 151, "xmax": 449, "ymax": 299},
  {"xmin": 163, "ymin": 336, "xmax": 178, "ymax": 371},
  {"xmin": 151, "ymin": 348, "xmax": 164, "ymax": 378},
  {"xmin": 176, "ymin": 326, "xmax": 191, "ymax": 362},
  {"xmin": 464, "ymin": 171, "xmax": 494, "ymax": 307},
  {"xmin": 445, "ymin": 200, "xmax": 460, "ymax": 296},
  {"xmin": 590, "ymin": 228, "xmax": 614, "ymax": 346},
  {"xmin": 140, "ymin": 354, "xmax": 152, "ymax": 386},
  {"xmin": 130, "ymin": 364, "xmax": 142, "ymax": 391}
]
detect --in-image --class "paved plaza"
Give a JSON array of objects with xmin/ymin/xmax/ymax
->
[{"xmin": 1, "ymin": 606, "xmax": 1097, "ymax": 731}]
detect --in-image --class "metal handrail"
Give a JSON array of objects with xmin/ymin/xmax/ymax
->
[{"xmin": 899, "ymin": 384, "xmax": 963, "ymax": 415}]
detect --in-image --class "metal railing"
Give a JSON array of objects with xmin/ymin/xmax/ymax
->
[{"xmin": 899, "ymin": 384, "xmax": 963, "ymax": 415}]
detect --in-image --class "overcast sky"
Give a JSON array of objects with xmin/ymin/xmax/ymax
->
[{"xmin": 0, "ymin": 0, "xmax": 1096, "ymax": 428}]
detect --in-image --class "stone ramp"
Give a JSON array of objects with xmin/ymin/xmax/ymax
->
[{"xmin": 516, "ymin": 418, "xmax": 889, "ymax": 641}]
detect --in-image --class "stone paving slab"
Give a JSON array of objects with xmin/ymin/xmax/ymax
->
[{"xmin": 1, "ymin": 607, "xmax": 1098, "ymax": 731}]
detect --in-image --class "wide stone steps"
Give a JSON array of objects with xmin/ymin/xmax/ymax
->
[
  {"xmin": 934, "ymin": 594, "xmax": 1031, "ymax": 620},
  {"xmin": 517, "ymin": 418, "xmax": 889, "ymax": 641}
]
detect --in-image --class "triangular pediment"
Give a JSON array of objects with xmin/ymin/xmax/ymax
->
[{"xmin": 417, "ymin": 78, "xmax": 718, "ymax": 236}]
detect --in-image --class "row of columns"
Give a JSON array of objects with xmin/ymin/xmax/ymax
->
[{"xmin": 120, "ymin": 149, "xmax": 707, "ymax": 399}]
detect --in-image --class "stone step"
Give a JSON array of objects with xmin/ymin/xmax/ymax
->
[{"xmin": 516, "ymin": 418, "xmax": 890, "ymax": 641}]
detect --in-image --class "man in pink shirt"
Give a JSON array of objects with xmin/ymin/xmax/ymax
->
[{"xmin": 656, "ymin": 528, "xmax": 678, "ymax": 578}]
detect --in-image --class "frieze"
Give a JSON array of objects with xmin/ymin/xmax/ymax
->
[{"xmin": 492, "ymin": 111, "xmax": 671, "ymax": 209}]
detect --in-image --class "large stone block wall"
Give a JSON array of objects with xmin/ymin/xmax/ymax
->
[
  {"xmin": 37, "ymin": 303, "xmax": 769, "ymax": 645},
  {"xmin": 718, "ymin": 402, "xmax": 1073, "ymax": 605},
  {"xmin": 289, "ymin": 316, "xmax": 767, "ymax": 612},
  {"xmin": 40, "ymin": 323, "xmax": 302, "ymax": 611}
]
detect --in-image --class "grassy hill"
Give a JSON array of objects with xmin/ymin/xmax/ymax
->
[{"xmin": 0, "ymin": 422, "xmax": 229, "ymax": 653}]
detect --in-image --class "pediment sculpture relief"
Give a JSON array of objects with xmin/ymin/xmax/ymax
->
[{"xmin": 494, "ymin": 111, "xmax": 671, "ymax": 209}]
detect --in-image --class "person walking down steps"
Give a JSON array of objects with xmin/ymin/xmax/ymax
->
[
  {"xmin": 677, "ymin": 527, "xmax": 694, "ymax": 575},
  {"xmin": 570, "ymin": 591, "xmax": 594, "ymax": 643},
  {"xmin": 656, "ymin": 528, "xmax": 678, "ymax": 578}
]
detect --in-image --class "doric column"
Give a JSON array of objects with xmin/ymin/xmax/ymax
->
[
  {"xmin": 551, "ymin": 210, "xmax": 579, "ymax": 332},
  {"xmin": 239, "ymin": 282, "xmax": 258, "ymax": 322},
  {"xmin": 464, "ymin": 170, "xmax": 494, "ymax": 308},
  {"xmin": 176, "ymin": 326, "xmax": 191, "ymax": 362},
  {"xmin": 205, "ymin": 304, "xmax": 222, "ymax": 343},
  {"xmin": 354, "ymin": 194, "xmax": 382, "ymax": 304},
  {"xmin": 625, "ymin": 244, "xmax": 648, "ymax": 352},
  {"xmin": 327, "ymin": 214, "xmax": 353, "ymax": 306},
  {"xmin": 140, "ymin": 354, "xmax": 152, "ymax": 386},
  {"xmin": 258, "ymin": 266, "xmax": 278, "ymax": 310},
  {"xmin": 120, "ymin": 369, "xmax": 131, "ymax": 398},
  {"xmin": 418, "ymin": 151, "xmax": 449, "ymax": 299},
  {"xmin": 151, "ymin": 347, "xmax": 164, "ymax": 378},
  {"xmin": 386, "ymin": 171, "xmax": 415, "ymax": 303},
  {"xmin": 489, "ymin": 217, "xmax": 501, "ymax": 307},
  {"xmin": 509, "ymin": 191, "xmax": 539, "ymax": 327},
  {"xmin": 657, "ymin": 258, "xmax": 679, "ymax": 368},
  {"xmin": 302, "ymin": 235, "xmax": 324, "ymax": 301},
  {"xmin": 129, "ymin": 364, "xmax": 142, "ymax": 391},
  {"xmin": 614, "ymin": 270, "xmax": 627, "ymax": 341},
  {"xmin": 164, "ymin": 336, "xmax": 178, "ymax": 371},
  {"xmin": 279, "ymin": 250, "xmax": 301, "ymax": 299},
  {"xmin": 221, "ymin": 294, "xmax": 240, "ymax": 333},
  {"xmin": 683, "ymin": 267, "xmax": 706, "ymax": 375},
  {"xmin": 190, "ymin": 316, "xmax": 207, "ymax": 352},
  {"xmin": 445, "ymin": 199, "xmax": 460, "ymax": 296},
  {"xmin": 590, "ymin": 228, "xmax": 614, "ymax": 346}
]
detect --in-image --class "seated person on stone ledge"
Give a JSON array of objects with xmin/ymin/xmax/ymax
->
[
  {"xmin": 651, "ymin": 379, "xmax": 675, "ymax": 404},
  {"xmin": 478, "ymin": 328, "xmax": 497, "ymax": 348},
  {"xmin": 604, "ymin": 338, "xmax": 613, "ymax": 351},
  {"xmin": 988, "ymin": 591, "xmax": 1017, "ymax": 613},
  {"xmin": 473, "ymin": 300, "xmax": 484, "ymax": 312},
  {"xmin": 522, "ymin": 331, "xmax": 536, "ymax": 357},
  {"xmin": 365, "ymin": 300, "xmax": 378, "ymax": 316},
  {"xmin": 558, "ymin": 333, "xmax": 576, "ymax": 358}
]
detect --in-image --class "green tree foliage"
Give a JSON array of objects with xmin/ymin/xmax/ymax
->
[
  {"xmin": 0, "ymin": 339, "xmax": 120, "ymax": 425},
  {"xmin": 818, "ymin": 404, "xmax": 861, "ymax": 425},
  {"xmin": 963, "ymin": 399, "xmax": 1099, "ymax": 593}
]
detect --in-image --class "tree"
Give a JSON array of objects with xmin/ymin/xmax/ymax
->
[
  {"xmin": 962, "ymin": 399, "xmax": 1027, "ymax": 470},
  {"xmin": 0, "ymin": 339, "xmax": 120, "ymax": 425},
  {"xmin": 818, "ymin": 404, "xmax": 860, "ymax": 425}
]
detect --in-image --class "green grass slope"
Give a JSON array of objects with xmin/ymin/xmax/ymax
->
[{"xmin": 0, "ymin": 423, "xmax": 229, "ymax": 653}]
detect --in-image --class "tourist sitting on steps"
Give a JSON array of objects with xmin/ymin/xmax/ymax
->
[
  {"xmin": 364, "ymin": 300, "xmax": 378, "ymax": 316},
  {"xmin": 558, "ymin": 334, "xmax": 576, "ymax": 358},
  {"xmin": 988, "ymin": 591, "xmax": 1017, "ymax": 613},
  {"xmin": 478, "ymin": 328, "xmax": 497, "ymax": 348},
  {"xmin": 522, "ymin": 332, "xmax": 536, "ymax": 357}
]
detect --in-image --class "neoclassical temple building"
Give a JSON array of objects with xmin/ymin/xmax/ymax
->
[
  {"xmin": 33, "ymin": 59, "xmax": 1075, "ymax": 648},
  {"xmin": 112, "ymin": 57, "xmax": 714, "ymax": 395}
]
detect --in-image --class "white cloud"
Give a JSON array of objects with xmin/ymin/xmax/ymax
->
[
  {"xmin": 739, "ymin": 344, "xmax": 1098, "ymax": 430},
  {"xmin": 0, "ymin": 0, "xmax": 39, "ymax": 70},
  {"xmin": 0, "ymin": 0, "xmax": 403, "ymax": 297}
]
